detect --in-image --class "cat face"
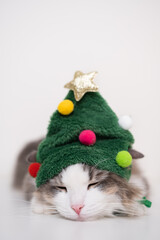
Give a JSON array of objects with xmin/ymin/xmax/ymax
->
[
  {"xmin": 49, "ymin": 164, "xmax": 123, "ymax": 220},
  {"xmin": 33, "ymin": 163, "xmax": 145, "ymax": 220}
]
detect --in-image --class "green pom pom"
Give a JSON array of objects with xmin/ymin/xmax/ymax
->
[{"xmin": 116, "ymin": 151, "xmax": 132, "ymax": 168}]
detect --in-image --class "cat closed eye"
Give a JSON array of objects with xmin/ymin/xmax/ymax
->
[
  {"xmin": 88, "ymin": 182, "xmax": 99, "ymax": 189},
  {"xmin": 55, "ymin": 186, "xmax": 67, "ymax": 192}
]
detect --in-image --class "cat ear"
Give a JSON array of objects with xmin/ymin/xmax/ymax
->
[
  {"xmin": 128, "ymin": 148, "xmax": 144, "ymax": 159},
  {"xmin": 26, "ymin": 150, "xmax": 37, "ymax": 163}
]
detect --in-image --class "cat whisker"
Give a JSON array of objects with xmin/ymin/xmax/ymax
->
[
  {"xmin": 89, "ymin": 158, "xmax": 112, "ymax": 175},
  {"xmin": 11, "ymin": 199, "xmax": 30, "ymax": 203}
]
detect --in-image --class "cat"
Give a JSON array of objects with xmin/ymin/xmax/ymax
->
[{"xmin": 13, "ymin": 138, "xmax": 149, "ymax": 221}]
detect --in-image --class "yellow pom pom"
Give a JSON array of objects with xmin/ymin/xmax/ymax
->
[{"xmin": 58, "ymin": 99, "xmax": 74, "ymax": 115}]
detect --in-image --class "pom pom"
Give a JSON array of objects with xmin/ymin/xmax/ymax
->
[
  {"xmin": 58, "ymin": 99, "xmax": 74, "ymax": 115},
  {"xmin": 28, "ymin": 163, "xmax": 41, "ymax": 178},
  {"xmin": 116, "ymin": 151, "xmax": 132, "ymax": 168},
  {"xmin": 79, "ymin": 130, "xmax": 96, "ymax": 146},
  {"xmin": 118, "ymin": 115, "xmax": 133, "ymax": 130}
]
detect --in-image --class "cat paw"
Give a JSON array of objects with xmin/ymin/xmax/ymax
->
[
  {"xmin": 31, "ymin": 199, "xmax": 44, "ymax": 214},
  {"xmin": 129, "ymin": 202, "xmax": 146, "ymax": 217},
  {"xmin": 31, "ymin": 197, "xmax": 56, "ymax": 215}
]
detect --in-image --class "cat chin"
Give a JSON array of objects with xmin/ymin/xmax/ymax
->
[
  {"xmin": 66, "ymin": 215, "xmax": 103, "ymax": 221},
  {"xmin": 58, "ymin": 212, "xmax": 106, "ymax": 221}
]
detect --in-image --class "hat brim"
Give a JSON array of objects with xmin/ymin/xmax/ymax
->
[{"xmin": 36, "ymin": 139, "xmax": 132, "ymax": 187}]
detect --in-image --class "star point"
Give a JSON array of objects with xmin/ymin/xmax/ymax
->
[{"xmin": 64, "ymin": 71, "xmax": 99, "ymax": 101}]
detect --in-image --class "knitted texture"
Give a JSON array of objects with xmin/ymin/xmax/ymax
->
[{"xmin": 36, "ymin": 90, "xmax": 134, "ymax": 187}]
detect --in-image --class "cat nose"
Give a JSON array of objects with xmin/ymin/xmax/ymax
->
[{"xmin": 71, "ymin": 204, "xmax": 84, "ymax": 215}]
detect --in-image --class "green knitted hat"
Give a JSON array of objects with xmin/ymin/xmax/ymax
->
[{"xmin": 28, "ymin": 71, "xmax": 135, "ymax": 188}]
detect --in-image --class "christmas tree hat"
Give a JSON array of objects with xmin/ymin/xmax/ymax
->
[{"xmin": 28, "ymin": 71, "xmax": 137, "ymax": 188}]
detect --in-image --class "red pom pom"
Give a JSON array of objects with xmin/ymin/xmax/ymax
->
[
  {"xmin": 28, "ymin": 163, "xmax": 41, "ymax": 178},
  {"xmin": 79, "ymin": 130, "xmax": 96, "ymax": 146}
]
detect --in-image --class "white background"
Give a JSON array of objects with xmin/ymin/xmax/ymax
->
[{"xmin": 0, "ymin": 0, "xmax": 160, "ymax": 239}]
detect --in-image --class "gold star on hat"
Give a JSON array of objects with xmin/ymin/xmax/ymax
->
[{"xmin": 64, "ymin": 71, "xmax": 99, "ymax": 101}]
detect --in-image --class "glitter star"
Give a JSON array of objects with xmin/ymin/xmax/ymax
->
[{"xmin": 64, "ymin": 71, "xmax": 98, "ymax": 101}]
